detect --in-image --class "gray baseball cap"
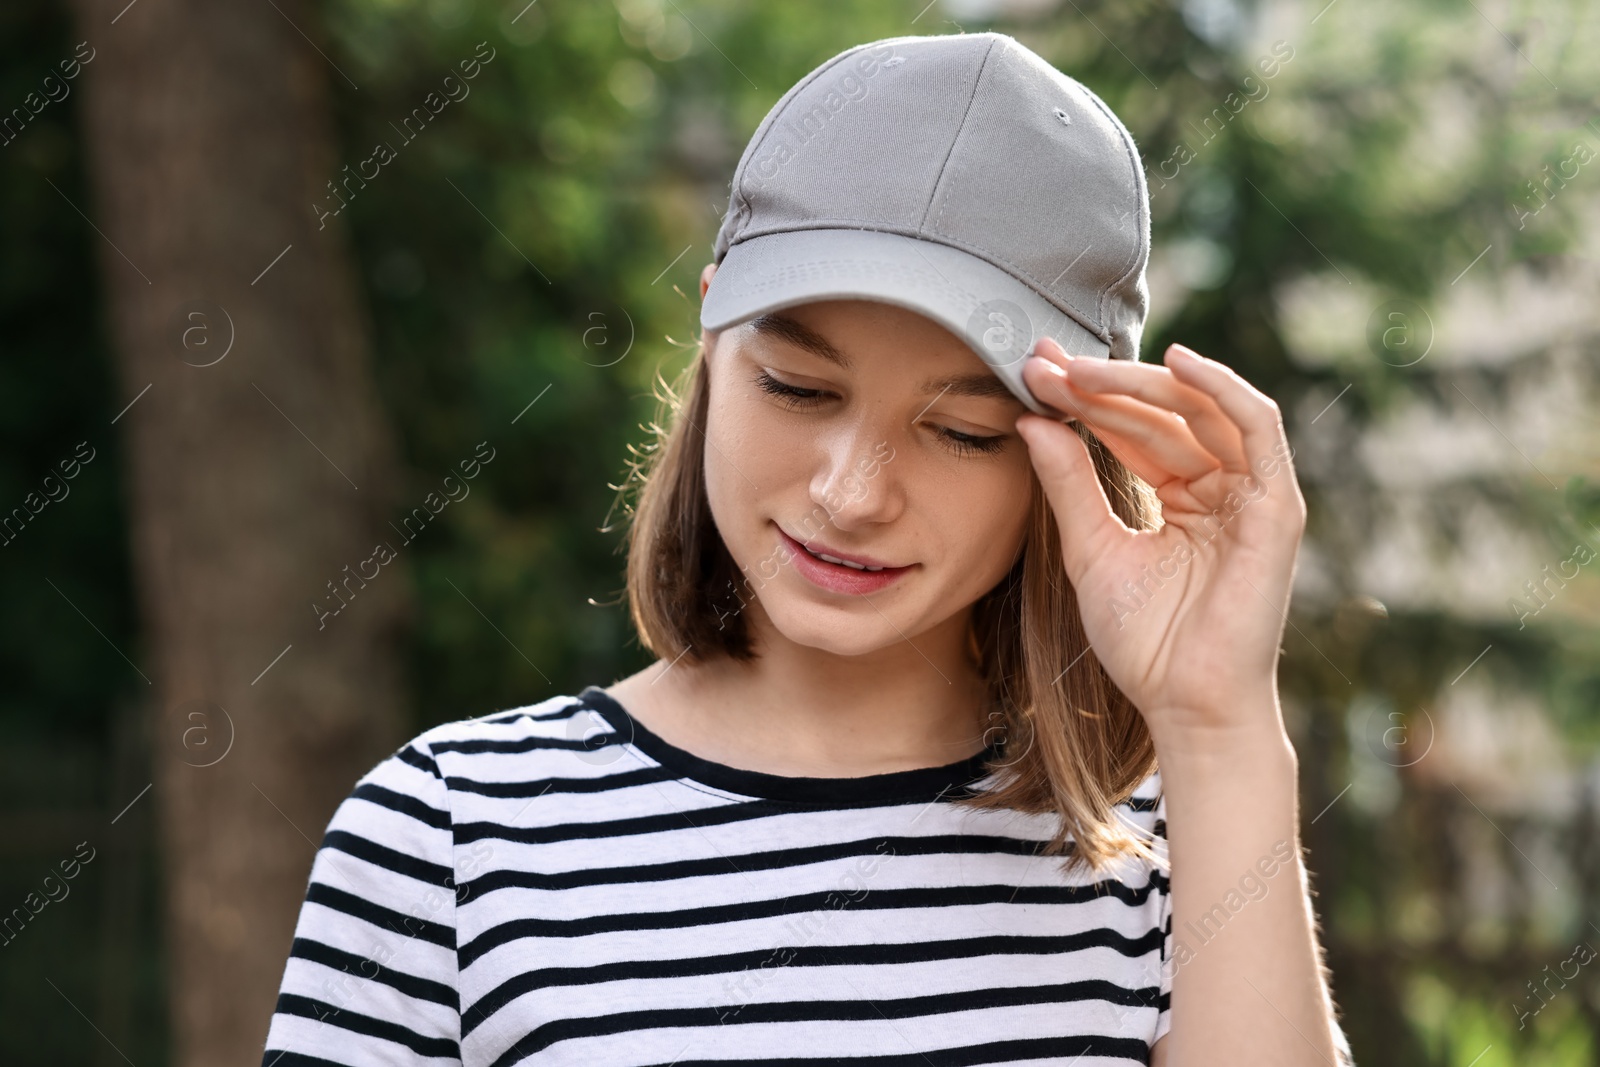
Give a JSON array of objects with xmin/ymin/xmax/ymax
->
[{"xmin": 701, "ymin": 31, "xmax": 1152, "ymax": 417}]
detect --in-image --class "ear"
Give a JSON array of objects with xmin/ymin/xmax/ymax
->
[{"xmin": 699, "ymin": 263, "xmax": 722, "ymax": 360}]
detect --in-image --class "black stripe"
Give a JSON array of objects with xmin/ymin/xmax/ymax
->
[
  {"xmin": 305, "ymin": 882, "xmax": 454, "ymax": 948},
  {"xmin": 461, "ymin": 926, "xmax": 1164, "ymax": 1036},
  {"xmin": 641, "ymin": 1039, "xmax": 1156, "ymax": 1067},
  {"xmin": 458, "ymin": 873, "xmax": 1165, "ymax": 967},
  {"xmin": 429, "ymin": 742, "xmax": 1155, "ymax": 816},
  {"xmin": 457, "ymin": 832, "xmax": 1078, "ymax": 901},
  {"xmin": 260, "ymin": 1052, "xmax": 356, "ymax": 1067},
  {"xmin": 428, "ymin": 739, "xmax": 608, "ymax": 755},
  {"xmin": 479, "ymin": 702, "xmax": 583, "ymax": 725},
  {"xmin": 442, "ymin": 764, "xmax": 676, "ymax": 799},
  {"xmin": 429, "ymin": 735, "xmax": 604, "ymax": 756},
  {"xmin": 288, "ymin": 936, "xmax": 457, "ymax": 1008},
  {"xmin": 484, "ymin": 983, "xmax": 1156, "ymax": 1067},
  {"xmin": 273, "ymin": 993, "xmax": 458, "ymax": 1059},
  {"xmin": 395, "ymin": 743, "xmax": 441, "ymax": 778},
  {"xmin": 351, "ymin": 783, "xmax": 450, "ymax": 830},
  {"xmin": 451, "ymin": 788, "xmax": 986, "ymax": 847},
  {"xmin": 323, "ymin": 829, "xmax": 455, "ymax": 888},
  {"xmin": 432, "ymin": 745, "xmax": 1135, "ymax": 811},
  {"xmin": 576, "ymin": 685, "xmax": 1003, "ymax": 805}
]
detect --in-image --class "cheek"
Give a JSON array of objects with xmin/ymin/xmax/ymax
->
[
  {"xmin": 937, "ymin": 461, "xmax": 1032, "ymax": 584},
  {"xmin": 702, "ymin": 380, "xmax": 802, "ymax": 562}
]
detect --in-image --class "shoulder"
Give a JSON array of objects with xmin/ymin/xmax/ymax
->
[
  {"xmin": 386, "ymin": 691, "xmax": 593, "ymax": 774},
  {"xmin": 346, "ymin": 692, "xmax": 596, "ymax": 821},
  {"xmin": 324, "ymin": 693, "xmax": 599, "ymax": 872}
]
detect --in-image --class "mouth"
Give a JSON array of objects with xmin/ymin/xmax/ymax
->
[
  {"xmin": 784, "ymin": 528, "xmax": 906, "ymax": 570},
  {"xmin": 775, "ymin": 526, "xmax": 914, "ymax": 596}
]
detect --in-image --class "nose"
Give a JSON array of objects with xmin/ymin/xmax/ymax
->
[{"xmin": 808, "ymin": 424, "xmax": 902, "ymax": 534}]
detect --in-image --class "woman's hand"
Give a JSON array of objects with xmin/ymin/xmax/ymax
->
[{"xmin": 1014, "ymin": 338, "xmax": 1306, "ymax": 751}]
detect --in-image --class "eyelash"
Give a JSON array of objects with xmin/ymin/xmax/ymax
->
[{"xmin": 750, "ymin": 369, "xmax": 1007, "ymax": 457}]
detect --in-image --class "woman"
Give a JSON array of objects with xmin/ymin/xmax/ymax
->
[{"xmin": 262, "ymin": 31, "xmax": 1354, "ymax": 1066}]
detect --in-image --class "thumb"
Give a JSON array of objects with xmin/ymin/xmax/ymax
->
[{"xmin": 1015, "ymin": 413, "xmax": 1128, "ymax": 574}]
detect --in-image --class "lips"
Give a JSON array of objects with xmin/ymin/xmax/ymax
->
[
  {"xmin": 775, "ymin": 526, "xmax": 913, "ymax": 596},
  {"xmin": 796, "ymin": 537, "xmax": 900, "ymax": 572}
]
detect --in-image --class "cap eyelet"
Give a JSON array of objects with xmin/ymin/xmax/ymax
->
[{"xmin": 1053, "ymin": 107, "xmax": 1071, "ymax": 125}]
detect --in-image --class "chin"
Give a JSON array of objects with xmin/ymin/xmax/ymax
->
[{"xmin": 757, "ymin": 595, "xmax": 909, "ymax": 658}]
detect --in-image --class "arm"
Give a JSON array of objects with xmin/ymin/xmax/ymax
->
[
  {"xmin": 1016, "ymin": 339, "xmax": 1353, "ymax": 1065},
  {"xmin": 260, "ymin": 739, "xmax": 463, "ymax": 1067},
  {"xmin": 1148, "ymin": 720, "xmax": 1352, "ymax": 1065}
]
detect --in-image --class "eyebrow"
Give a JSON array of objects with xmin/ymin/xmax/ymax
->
[{"xmin": 748, "ymin": 312, "xmax": 1021, "ymax": 403}]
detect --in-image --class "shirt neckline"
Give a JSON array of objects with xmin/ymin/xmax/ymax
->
[{"xmin": 576, "ymin": 685, "xmax": 1002, "ymax": 805}]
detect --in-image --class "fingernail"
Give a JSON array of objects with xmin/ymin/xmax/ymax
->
[{"xmin": 1034, "ymin": 336, "xmax": 1071, "ymax": 360}]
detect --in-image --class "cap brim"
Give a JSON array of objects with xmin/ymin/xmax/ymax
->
[{"xmin": 699, "ymin": 227, "xmax": 1114, "ymax": 418}]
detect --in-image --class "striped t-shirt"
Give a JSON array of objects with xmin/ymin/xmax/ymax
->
[{"xmin": 258, "ymin": 685, "xmax": 1320, "ymax": 1066}]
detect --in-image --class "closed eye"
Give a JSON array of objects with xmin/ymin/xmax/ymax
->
[
  {"xmin": 752, "ymin": 368, "xmax": 828, "ymax": 409},
  {"xmin": 750, "ymin": 369, "xmax": 1007, "ymax": 458}
]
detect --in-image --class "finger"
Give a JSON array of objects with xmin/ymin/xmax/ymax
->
[
  {"xmin": 1022, "ymin": 357, "xmax": 1219, "ymax": 482},
  {"xmin": 1020, "ymin": 359, "xmax": 1175, "ymax": 485},
  {"xmin": 1070, "ymin": 421, "xmax": 1183, "ymax": 495},
  {"xmin": 1084, "ymin": 422, "xmax": 1229, "ymax": 516},
  {"xmin": 1014, "ymin": 411, "xmax": 1129, "ymax": 573},
  {"xmin": 1151, "ymin": 476, "xmax": 1214, "ymax": 518},
  {"xmin": 1164, "ymin": 344, "xmax": 1290, "ymax": 474},
  {"xmin": 1043, "ymin": 354, "xmax": 1247, "ymax": 470}
]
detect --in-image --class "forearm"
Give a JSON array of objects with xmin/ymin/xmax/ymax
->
[{"xmin": 1154, "ymin": 705, "xmax": 1343, "ymax": 1066}]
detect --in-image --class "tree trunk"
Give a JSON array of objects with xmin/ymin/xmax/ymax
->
[{"xmin": 65, "ymin": 1, "xmax": 411, "ymax": 1062}]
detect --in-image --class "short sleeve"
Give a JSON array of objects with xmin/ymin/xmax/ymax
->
[
  {"xmin": 1151, "ymin": 789, "xmax": 1174, "ymax": 1045},
  {"xmin": 260, "ymin": 738, "xmax": 463, "ymax": 1066}
]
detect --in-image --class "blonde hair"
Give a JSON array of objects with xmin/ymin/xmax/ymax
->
[{"xmin": 608, "ymin": 331, "xmax": 1166, "ymax": 877}]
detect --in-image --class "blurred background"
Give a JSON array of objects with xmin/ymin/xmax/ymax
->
[{"xmin": 2, "ymin": 0, "xmax": 1597, "ymax": 1063}]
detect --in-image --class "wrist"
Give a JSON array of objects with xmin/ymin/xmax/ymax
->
[
  {"xmin": 1148, "ymin": 702, "xmax": 1298, "ymax": 779},
  {"xmin": 1153, "ymin": 723, "xmax": 1301, "ymax": 838}
]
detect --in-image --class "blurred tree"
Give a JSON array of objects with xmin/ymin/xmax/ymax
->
[{"xmin": 63, "ymin": 0, "xmax": 412, "ymax": 1062}]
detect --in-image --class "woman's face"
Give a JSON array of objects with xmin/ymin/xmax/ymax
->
[{"xmin": 701, "ymin": 287, "xmax": 1036, "ymax": 658}]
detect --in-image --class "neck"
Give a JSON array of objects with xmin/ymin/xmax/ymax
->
[{"xmin": 637, "ymin": 601, "xmax": 991, "ymax": 778}]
